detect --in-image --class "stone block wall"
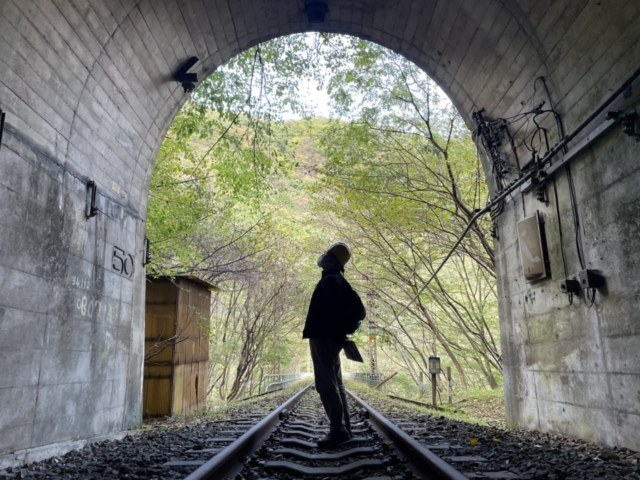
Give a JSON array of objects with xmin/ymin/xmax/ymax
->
[
  {"xmin": 498, "ymin": 122, "xmax": 640, "ymax": 450},
  {"xmin": 0, "ymin": 125, "xmax": 145, "ymax": 464}
]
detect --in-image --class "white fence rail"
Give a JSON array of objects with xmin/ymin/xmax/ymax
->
[
  {"xmin": 263, "ymin": 373, "xmax": 313, "ymax": 393},
  {"xmin": 344, "ymin": 372, "xmax": 386, "ymax": 388}
]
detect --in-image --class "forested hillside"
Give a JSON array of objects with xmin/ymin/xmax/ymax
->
[{"xmin": 145, "ymin": 33, "xmax": 500, "ymax": 405}]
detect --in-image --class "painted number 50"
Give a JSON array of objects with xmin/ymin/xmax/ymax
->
[{"xmin": 112, "ymin": 246, "xmax": 134, "ymax": 278}]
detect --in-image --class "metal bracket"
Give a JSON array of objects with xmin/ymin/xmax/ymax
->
[
  {"xmin": 143, "ymin": 237, "xmax": 151, "ymax": 266},
  {"xmin": 86, "ymin": 180, "xmax": 98, "ymax": 219},
  {"xmin": 0, "ymin": 109, "xmax": 6, "ymax": 151},
  {"xmin": 535, "ymin": 183, "xmax": 548, "ymax": 204},
  {"xmin": 607, "ymin": 109, "xmax": 640, "ymax": 141}
]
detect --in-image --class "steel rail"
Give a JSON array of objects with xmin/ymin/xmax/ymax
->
[
  {"xmin": 387, "ymin": 393, "xmax": 444, "ymax": 411},
  {"xmin": 347, "ymin": 389, "xmax": 469, "ymax": 480},
  {"xmin": 239, "ymin": 389, "xmax": 280, "ymax": 402},
  {"xmin": 185, "ymin": 383, "xmax": 313, "ymax": 480}
]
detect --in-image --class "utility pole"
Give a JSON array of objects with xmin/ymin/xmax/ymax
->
[
  {"xmin": 368, "ymin": 319, "xmax": 377, "ymax": 373},
  {"xmin": 366, "ymin": 269, "xmax": 378, "ymax": 374}
]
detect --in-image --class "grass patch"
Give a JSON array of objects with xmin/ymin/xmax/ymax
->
[
  {"xmin": 451, "ymin": 387, "xmax": 505, "ymax": 425},
  {"xmin": 346, "ymin": 380, "xmax": 505, "ymax": 426}
]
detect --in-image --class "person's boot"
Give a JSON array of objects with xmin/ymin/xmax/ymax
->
[
  {"xmin": 316, "ymin": 429, "xmax": 350, "ymax": 448},
  {"xmin": 344, "ymin": 420, "xmax": 352, "ymax": 438}
]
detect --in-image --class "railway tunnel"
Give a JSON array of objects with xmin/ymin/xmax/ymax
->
[{"xmin": 1, "ymin": 0, "xmax": 640, "ymax": 466}]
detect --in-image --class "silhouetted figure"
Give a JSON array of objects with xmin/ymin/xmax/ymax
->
[{"xmin": 302, "ymin": 242, "xmax": 361, "ymax": 448}]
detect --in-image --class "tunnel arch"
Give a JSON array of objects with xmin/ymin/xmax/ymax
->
[
  {"xmin": 58, "ymin": 0, "xmax": 560, "ymax": 216},
  {"xmin": 2, "ymin": 0, "xmax": 640, "ymax": 466}
]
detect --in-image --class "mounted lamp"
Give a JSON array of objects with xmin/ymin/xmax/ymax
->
[{"xmin": 174, "ymin": 56, "xmax": 199, "ymax": 93}]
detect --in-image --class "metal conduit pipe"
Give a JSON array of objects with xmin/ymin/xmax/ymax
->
[
  {"xmin": 537, "ymin": 62, "xmax": 640, "ymax": 169},
  {"xmin": 398, "ymin": 62, "xmax": 640, "ymax": 314}
]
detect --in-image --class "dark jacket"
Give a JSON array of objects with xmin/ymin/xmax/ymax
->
[{"xmin": 302, "ymin": 269, "xmax": 349, "ymax": 339}]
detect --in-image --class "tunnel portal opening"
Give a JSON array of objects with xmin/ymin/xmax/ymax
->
[
  {"xmin": 1, "ymin": 0, "xmax": 640, "ymax": 467},
  {"xmin": 143, "ymin": 31, "xmax": 500, "ymax": 410}
]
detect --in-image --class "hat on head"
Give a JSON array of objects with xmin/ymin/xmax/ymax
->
[{"xmin": 326, "ymin": 242, "xmax": 351, "ymax": 266}]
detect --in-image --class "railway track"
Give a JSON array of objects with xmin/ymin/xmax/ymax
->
[
  {"xmin": 6, "ymin": 383, "xmax": 639, "ymax": 479},
  {"xmin": 153, "ymin": 389, "xmax": 298, "ymax": 479},
  {"xmin": 181, "ymin": 383, "xmax": 468, "ymax": 480}
]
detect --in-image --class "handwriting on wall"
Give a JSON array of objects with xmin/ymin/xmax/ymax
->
[
  {"xmin": 76, "ymin": 295, "xmax": 115, "ymax": 323},
  {"xmin": 71, "ymin": 275, "xmax": 91, "ymax": 290}
]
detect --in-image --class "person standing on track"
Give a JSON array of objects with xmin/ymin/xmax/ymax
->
[{"xmin": 302, "ymin": 242, "xmax": 364, "ymax": 448}]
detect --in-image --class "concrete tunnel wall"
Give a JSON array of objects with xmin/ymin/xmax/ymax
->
[{"xmin": 0, "ymin": 0, "xmax": 639, "ymax": 466}]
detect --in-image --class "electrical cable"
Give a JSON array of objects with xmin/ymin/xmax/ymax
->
[
  {"xmin": 566, "ymin": 165, "xmax": 586, "ymax": 269},
  {"xmin": 552, "ymin": 176, "xmax": 575, "ymax": 306},
  {"xmin": 395, "ymin": 63, "xmax": 640, "ymax": 316},
  {"xmin": 584, "ymin": 288, "xmax": 596, "ymax": 308},
  {"xmin": 535, "ymin": 76, "xmax": 568, "ymax": 155},
  {"xmin": 536, "ymin": 76, "xmax": 589, "ymax": 303},
  {"xmin": 552, "ymin": 177, "xmax": 568, "ymax": 281},
  {"xmin": 534, "ymin": 77, "xmax": 587, "ymax": 270},
  {"xmin": 505, "ymin": 127, "xmax": 521, "ymax": 169}
]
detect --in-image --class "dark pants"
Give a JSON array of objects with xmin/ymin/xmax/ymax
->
[{"xmin": 309, "ymin": 338, "xmax": 351, "ymax": 435}]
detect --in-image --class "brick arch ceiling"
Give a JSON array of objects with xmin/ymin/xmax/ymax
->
[{"xmin": 48, "ymin": 0, "xmax": 553, "ymax": 217}]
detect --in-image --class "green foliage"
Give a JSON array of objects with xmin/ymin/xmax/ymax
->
[
  {"xmin": 347, "ymin": 380, "xmax": 504, "ymax": 426},
  {"xmin": 146, "ymin": 32, "xmax": 502, "ymax": 407},
  {"xmin": 302, "ymin": 37, "xmax": 500, "ymax": 389}
]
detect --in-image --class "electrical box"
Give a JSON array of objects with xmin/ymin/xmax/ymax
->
[
  {"xmin": 578, "ymin": 269, "xmax": 605, "ymax": 289},
  {"xmin": 517, "ymin": 211, "xmax": 550, "ymax": 282},
  {"xmin": 560, "ymin": 278, "xmax": 580, "ymax": 294},
  {"xmin": 428, "ymin": 356, "xmax": 441, "ymax": 374}
]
